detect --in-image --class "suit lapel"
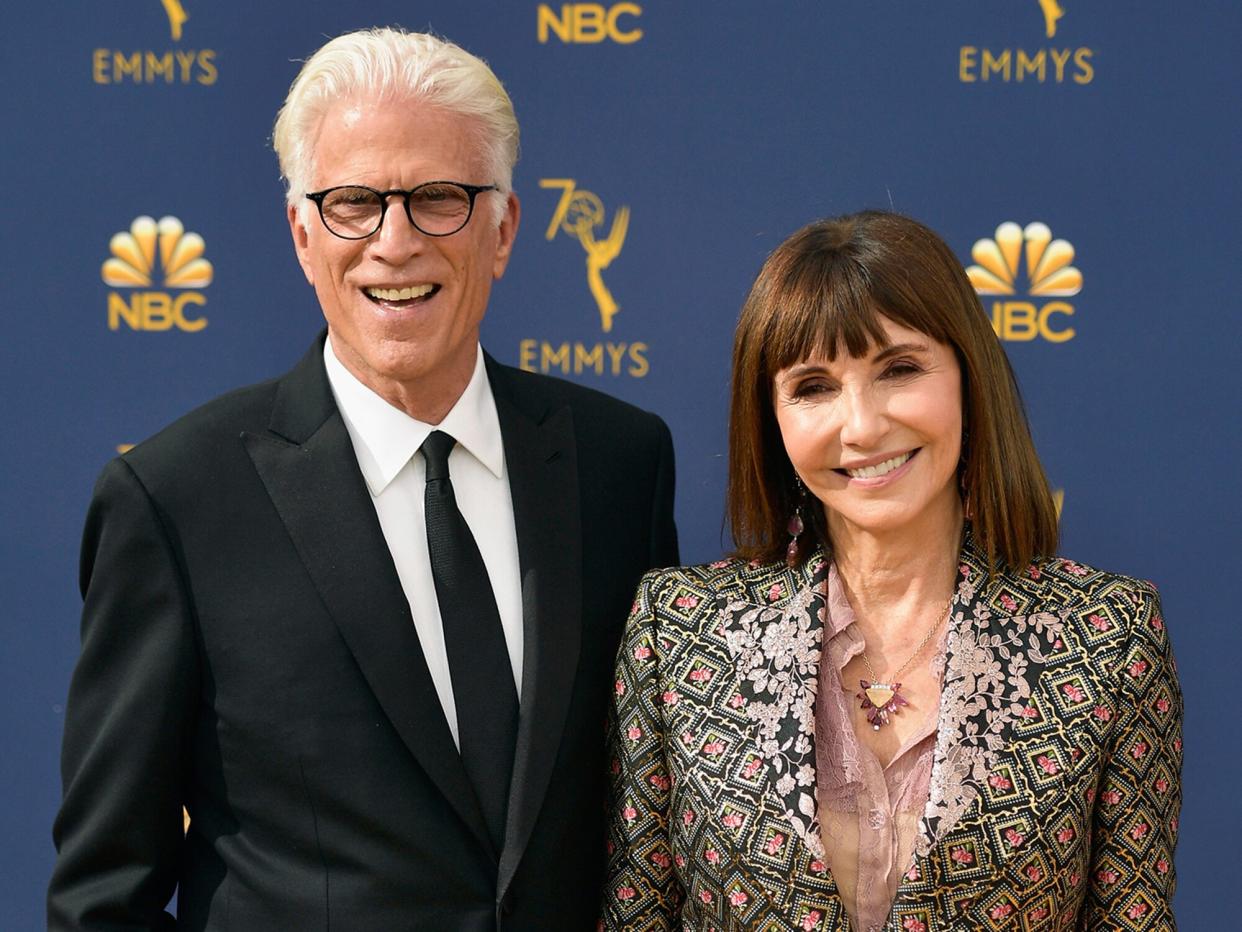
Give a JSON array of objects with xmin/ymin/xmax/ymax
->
[
  {"xmin": 243, "ymin": 337, "xmax": 495, "ymax": 857},
  {"xmin": 717, "ymin": 553, "xmax": 830, "ymax": 862},
  {"xmin": 893, "ymin": 540, "xmax": 1065, "ymax": 926},
  {"xmin": 487, "ymin": 360, "xmax": 583, "ymax": 897}
]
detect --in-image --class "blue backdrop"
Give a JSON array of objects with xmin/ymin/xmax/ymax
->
[{"xmin": 3, "ymin": 1, "xmax": 1239, "ymax": 926}]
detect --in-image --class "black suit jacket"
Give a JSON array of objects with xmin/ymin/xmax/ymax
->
[{"xmin": 49, "ymin": 335, "xmax": 679, "ymax": 931}]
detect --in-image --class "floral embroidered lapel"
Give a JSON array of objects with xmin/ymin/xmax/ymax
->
[
  {"xmin": 715, "ymin": 535, "xmax": 1067, "ymax": 927},
  {"xmin": 717, "ymin": 551, "xmax": 831, "ymax": 861}
]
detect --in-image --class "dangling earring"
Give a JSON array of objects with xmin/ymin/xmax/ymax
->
[
  {"xmin": 786, "ymin": 477, "xmax": 806, "ymax": 568},
  {"xmin": 958, "ymin": 426, "xmax": 973, "ymax": 520}
]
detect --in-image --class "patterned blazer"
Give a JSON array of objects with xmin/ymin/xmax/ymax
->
[{"xmin": 603, "ymin": 537, "xmax": 1181, "ymax": 931}]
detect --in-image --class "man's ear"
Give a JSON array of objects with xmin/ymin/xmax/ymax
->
[
  {"xmin": 491, "ymin": 191, "xmax": 521, "ymax": 280},
  {"xmin": 288, "ymin": 202, "xmax": 315, "ymax": 286}
]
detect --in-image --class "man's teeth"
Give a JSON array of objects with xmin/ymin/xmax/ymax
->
[
  {"xmin": 846, "ymin": 451, "xmax": 914, "ymax": 479},
  {"xmin": 366, "ymin": 285, "xmax": 434, "ymax": 301}
]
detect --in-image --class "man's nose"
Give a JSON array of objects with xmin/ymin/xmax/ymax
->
[{"xmin": 369, "ymin": 196, "xmax": 424, "ymax": 260}]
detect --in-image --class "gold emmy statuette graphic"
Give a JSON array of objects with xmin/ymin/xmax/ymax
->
[
  {"xmin": 965, "ymin": 222, "xmax": 1081, "ymax": 297},
  {"xmin": 1037, "ymin": 0, "xmax": 1064, "ymax": 38},
  {"xmin": 160, "ymin": 0, "xmax": 189, "ymax": 41},
  {"xmin": 540, "ymin": 179, "xmax": 629, "ymax": 333}
]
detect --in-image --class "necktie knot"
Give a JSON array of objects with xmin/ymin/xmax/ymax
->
[{"xmin": 421, "ymin": 430, "xmax": 457, "ymax": 482}]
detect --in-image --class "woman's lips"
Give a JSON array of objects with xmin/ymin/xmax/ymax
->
[{"xmin": 834, "ymin": 448, "xmax": 920, "ymax": 485}]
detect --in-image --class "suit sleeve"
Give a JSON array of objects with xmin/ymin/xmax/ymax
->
[
  {"xmin": 601, "ymin": 572, "xmax": 683, "ymax": 931},
  {"xmin": 1079, "ymin": 583, "xmax": 1182, "ymax": 930},
  {"xmin": 49, "ymin": 458, "xmax": 199, "ymax": 931},
  {"xmin": 646, "ymin": 418, "xmax": 679, "ymax": 568}
]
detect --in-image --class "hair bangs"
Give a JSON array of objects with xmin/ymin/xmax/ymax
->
[{"xmin": 764, "ymin": 245, "xmax": 892, "ymax": 376}]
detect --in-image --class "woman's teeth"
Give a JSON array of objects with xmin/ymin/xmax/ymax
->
[{"xmin": 846, "ymin": 451, "xmax": 914, "ymax": 479}]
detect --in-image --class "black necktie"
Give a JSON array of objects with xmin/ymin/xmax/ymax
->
[{"xmin": 421, "ymin": 430, "xmax": 518, "ymax": 851}]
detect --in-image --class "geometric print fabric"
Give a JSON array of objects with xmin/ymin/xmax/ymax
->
[{"xmin": 602, "ymin": 534, "xmax": 1181, "ymax": 931}]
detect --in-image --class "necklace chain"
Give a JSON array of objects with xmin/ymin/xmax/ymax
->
[{"xmin": 859, "ymin": 592, "xmax": 955, "ymax": 685}]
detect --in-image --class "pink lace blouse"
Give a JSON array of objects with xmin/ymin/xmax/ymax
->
[{"xmin": 814, "ymin": 566, "xmax": 946, "ymax": 932}]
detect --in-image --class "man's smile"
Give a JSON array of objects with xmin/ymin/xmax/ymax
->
[{"xmin": 363, "ymin": 283, "xmax": 440, "ymax": 309}]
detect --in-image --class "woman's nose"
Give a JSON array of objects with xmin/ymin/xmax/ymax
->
[{"xmin": 838, "ymin": 388, "xmax": 886, "ymax": 448}]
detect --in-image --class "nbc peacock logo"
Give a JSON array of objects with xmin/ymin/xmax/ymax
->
[
  {"xmin": 102, "ymin": 215, "xmax": 213, "ymax": 332},
  {"xmin": 965, "ymin": 222, "xmax": 1080, "ymax": 343}
]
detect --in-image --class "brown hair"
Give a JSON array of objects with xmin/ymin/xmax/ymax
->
[{"xmin": 726, "ymin": 210, "xmax": 1058, "ymax": 571}]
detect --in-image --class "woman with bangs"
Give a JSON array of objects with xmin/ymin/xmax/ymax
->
[{"xmin": 602, "ymin": 211, "xmax": 1181, "ymax": 931}]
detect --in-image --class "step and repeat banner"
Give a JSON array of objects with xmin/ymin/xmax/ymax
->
[{"xmin": 3, "ymin": 1, "xmax": 1238, "ymax": 926}]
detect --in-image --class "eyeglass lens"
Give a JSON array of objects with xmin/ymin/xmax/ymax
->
[{"xmin": 318, "ymin": 183, "xmax": 476, "ymax": 238}]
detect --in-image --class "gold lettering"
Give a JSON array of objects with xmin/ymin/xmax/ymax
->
[
  {"xmin": 959, "ymin": 46, "xmax": 978, "ymax": 82},
  {"xmin": 536, "ymin": 4, "xmax": 573, "ymax": 43},
  {"xmin": 1038, "ymin": 302, "xmax": 1074, "ymax": 342},
  {"xmin": 1073, "ymin": 48, "xmax": 1094, "ymax": 84},
  {"xmin": 145, "ymin": 51, "xmax": 175, "ymax": 83},
  {"xmin": 141, "ymin": 293, "xmax": 175, "ymax": 331},
  {"xmin": 107, "ymin": 293, "xmax": 141, "ymax": 330},
  {"xmin": 542, "ymin": 342, "xmax": 571, "ymax": 373},
  {"xmin": 176, "ymin": 49, "xmax": 196, "ymax": 82},
  {"xmin": 607, "ymin": 3, "xmax": 643, "ymax": 43},
  {"xmin": 1000, "ymin": 302, "xmax": 1038, "ymax": 341},
  {"xmin": 627, "ymin": 342, "xmax": 649, "ymax": 377},
  {"xmin": 574, "ymin": 343, "xmax": 604, "ymax": 374},
  {"xmin": 92, "ymin": 49, "xmax": 110, "ymax": 84},
  {"xmin": 173, "ymin": 293, "xmax": 208, "ymax": 331},
  {"xmin": 1016, "ymin": 49, "xmax": 1046, "ymax": 82},
  {"xmin": 1049, "ymin": 48, "xmax": 1071, "ymax": 82},
  {"xmin": 108, "ymin": 292, "xmax": 208, "ymax": 331},
  {"xmin": 539, "ymin": 178, "xmax": 577, "ymax": 240},
  {"xmin": 605, "ymin": 342, "xmax": 627, "ymax": 375},
  {"xmin": 982, "ymin": 49, "xmax": 1011, "ymax": 82},
  {"xmin": 197, "ymin": 50, "xmax": 218, "ymax": 85},
  {"xmin": 114, "ymin": 51, "xmax": 142, "ymax": 82},
  {"xmin": 573, "ymin": 4, "xmax": 608, "ymax": 42},
  {"xmin": 519, "ymin": 339, "xmax": 537, "ymax": 371}
]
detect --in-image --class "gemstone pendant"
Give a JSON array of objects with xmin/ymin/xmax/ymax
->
[
  {"xmin": 858, "ymin": 679, "xmax": 909, "ymax": 730},
  {"xmin": 865, "ymin": 685, "xmax": 895, "ymax": 708}
]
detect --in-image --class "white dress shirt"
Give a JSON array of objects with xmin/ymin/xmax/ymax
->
[{"xmin": 323, "ymin": 338, "xmax": 523, "ymax": 748}]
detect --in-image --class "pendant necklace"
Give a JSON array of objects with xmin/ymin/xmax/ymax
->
[{"xmin": 857, "ymin": 593, "xmax": 954, "ymax": 731}]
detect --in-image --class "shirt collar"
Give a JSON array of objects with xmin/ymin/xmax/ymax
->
[
  {"xmin": 323, "ymin": 338, "xmax": 504, "ymax": 495},
  {"xmin": 823, "ymin": 563, "xmax": 859, "ymax": 640}
]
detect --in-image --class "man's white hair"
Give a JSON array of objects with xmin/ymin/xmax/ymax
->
[{"xmin": 273, "ymin": 27, "xmax": 519, "ymax": 225}]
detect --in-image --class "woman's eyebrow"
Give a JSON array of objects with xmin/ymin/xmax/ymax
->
[
  {"xmin": 777, "ymin": 362, "xmax": 829, "ymax": 381},
  {"xmin": 873, "ymin": 341, "xmax": 930, "ymax": 361},
  {"xmin": 778, "ymin": 341, "xmax": 932, "ymax": 383}
]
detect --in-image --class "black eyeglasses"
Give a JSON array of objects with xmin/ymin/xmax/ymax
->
[{"xmin": 305, "ymin": 181, "xmax": 497, "ymax": 239}]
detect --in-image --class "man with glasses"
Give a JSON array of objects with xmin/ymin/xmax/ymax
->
[{"xmin": 50, "ymin": 28, "xmax": 677, "ymax": 931}]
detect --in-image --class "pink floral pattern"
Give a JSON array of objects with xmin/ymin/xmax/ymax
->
[{"xmin": 601, "ymin": 538, "xmax": 1182, "ymax": 930}]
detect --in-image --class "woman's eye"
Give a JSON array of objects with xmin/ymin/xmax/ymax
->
[
  {"xmin": 792, "ymin": 380, "xmax": 835, "ymax": 398},
  {"xmin": 883, "ymin": 361, "xmax": 922, "ymax": 379}
]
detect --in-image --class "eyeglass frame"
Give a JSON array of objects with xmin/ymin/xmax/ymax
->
[{"xmin": 304, "ymin": 181, "xmax": 498, "ymax": 240}]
